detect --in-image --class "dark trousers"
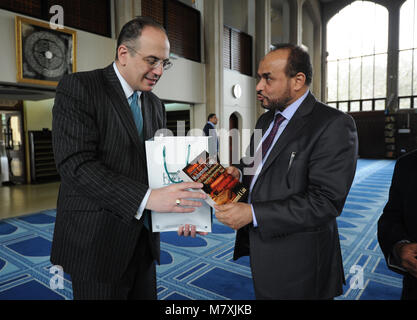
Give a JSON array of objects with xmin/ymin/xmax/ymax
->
[
  {"xmin": 71, "ymin": 228, "xmax": 156, "ymax": 300},
  {"xmin": 402, "ymin": 274, "xmax": 417, "ymax": 300}
]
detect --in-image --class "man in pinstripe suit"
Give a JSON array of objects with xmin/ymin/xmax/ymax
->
[{"xmin": 51, "ymin": 17, "xmax": 205, "ymax": 300}]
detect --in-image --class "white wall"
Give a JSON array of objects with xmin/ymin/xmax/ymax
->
[
  {"xmin": 302, "ymin": 7, "xmax": 315, "ymax": 67},
  {"xmin": 24, "ymin": 99, "xmax": 54, "ymax": 131},
  {"xmin": 0, "ymin": 10, "xmax": 16, "ymax": 84},
  {"xmin": 0, "ymin": 9, "xmax": 116, "ymax": 85},
  {"xmin": 76, "ymin": 33, "xmax": 116, "ymax": 72},
  {"xmin": 271, "ymin": 0, "xmax": 290, "ymax": 44},
  {"xmin": 153, "ymin": 56, "xmax": 206, "ymax": 104},
  {"xmin": 223, "ymin": 0, "xmax": 249, "ymax": 32},
  {"xmin": 221, "ymin": 69, "xmax": 256, "ymax": 164}
]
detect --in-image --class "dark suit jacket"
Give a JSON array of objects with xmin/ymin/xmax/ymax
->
[
  {"xmin": 378, "ymin": 150, "xmax": 417, "ymax": 289},
  {"xmin": 234, "ymin": 92, "xmax": 358, "ymax": 299},
  {"xmin": 203, "ymin": 122, "xmax": 213, "ymax": 137},
  {"xmin": 50, "ymin": 64, "xmax": 165, "ymax": 282},
  {"xmin": 203, "ymin": 122, "xmax": 219, "ymax": 156}
]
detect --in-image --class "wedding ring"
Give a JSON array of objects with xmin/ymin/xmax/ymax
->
[{"xmin": 176, "ymin": 199, "xmax": 181, "ymax": 206}]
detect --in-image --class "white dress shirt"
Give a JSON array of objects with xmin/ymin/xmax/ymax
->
[{"xmin": 113, "ymin": 62, "xmax": 151, "ymax": 220}]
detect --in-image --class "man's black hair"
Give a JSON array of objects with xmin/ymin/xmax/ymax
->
[
  {"xmin": 270, "ymin": 43, "xmax": 313, "ymax": 86},
  {"xmin": 115, "ymin": 16, "xmax": 167, "ymax": 60}
]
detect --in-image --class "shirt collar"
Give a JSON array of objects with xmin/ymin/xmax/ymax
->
[
  {"xmin": 276, "ymin": 89, "xmax": 310, "ymax": 121},
  {"xmin": 113, "ymin": 62, "xmax": 142, "ymax": 100}
]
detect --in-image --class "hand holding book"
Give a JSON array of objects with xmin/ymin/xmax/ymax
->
[
  {"xmin": 179, "ymin": 151, "xmax": 248, "ymax": 207},
  {"xmin": 214, "ymin": 202, "xmax": 253, "ymax": 231}
]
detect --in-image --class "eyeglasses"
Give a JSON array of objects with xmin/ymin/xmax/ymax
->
[{"xmin": 126, "ymin": 46, "xmax": 173, "ymax": 71}]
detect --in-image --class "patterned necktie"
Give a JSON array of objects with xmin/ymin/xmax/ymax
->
[
  {"xmin": 128, "ymin": 91, "xmax": 143, "ymax": 142},
  {"xmin": 129, "ymin": 91, "xmax": 149, "ymax": 229},
  {"xmin": 243, "ymin": 113, "xmax": 286, "ymax": 188}
]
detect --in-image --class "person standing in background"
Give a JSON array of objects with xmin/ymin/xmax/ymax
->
[{"xmin": 203, "ymin": 113, "xmax": 219, "ymax": 157}]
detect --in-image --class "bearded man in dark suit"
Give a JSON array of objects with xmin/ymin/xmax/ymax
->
[
  {"xmin": 215, "ymin": 44, "xmax": 358, "ymax": 299},
  {"xmin": 51, "ymin": 17, "xmax": 205, "ymax": 300}
]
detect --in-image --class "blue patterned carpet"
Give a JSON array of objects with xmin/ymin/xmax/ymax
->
[{"xmin": 0, "ymin": 159, "xmax": 401, "ymax": 300}]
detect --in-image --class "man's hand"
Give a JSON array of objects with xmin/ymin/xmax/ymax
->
[
  {"xmin": 177, "ymin": 224, "xmax": 208, "ymax": 238},
  {"xmin": 146, "ymin": 182, "xmax": 206, "ymax": 213},
  {"xmin": 214, "ymin": 202, "xmax": 252, "ymax": 230},
  {"xmin": 395, "ymin": 242, "xmax": 417, "ymax": 278},
  {"xmin": 226, "ymin": 166, "xmax": 241, "ymax": 180}
]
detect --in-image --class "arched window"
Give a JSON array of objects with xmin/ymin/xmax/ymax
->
[
  {"xmin": 326, "ymin": 1, "xmax": 388, "ymax": 112},
  {"xmin": 399, "ymin": 0, "xmax": 417, "ymax": 109}
]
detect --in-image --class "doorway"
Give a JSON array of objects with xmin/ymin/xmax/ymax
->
[
  {"xmin": 229, "ymin": 112, "xmax": 240, "ymax": 166},
  {"xmin": 0, "ymin": 103, "xmax": 26, "ymax": 185},
  {"xmin": 164, "ymin": 102, "xmax": 191, "ymax": 136}
]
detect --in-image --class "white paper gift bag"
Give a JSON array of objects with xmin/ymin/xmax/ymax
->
[{"xmin": 145, "ymin": 136, "xmax": 212, "ymax": 232}]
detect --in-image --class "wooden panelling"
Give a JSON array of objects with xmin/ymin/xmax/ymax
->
[
  {"xmin": 141, "ymin": 0, "xmax": 164, "ymax": 26},
  {"xmin": 166, "ymin": 0, "xmax": 201, "ymax": 62},
  {"xmin": 349, "ymin": 111, "xmax": 386, "ymax": 159},
  {"xmin": 1, "ymin": 0, "xmax": 112, "ymax": 37},
  {"xmin": 350, "ymin": 110, "xmax": 417, "ymax": 159},
  {"xmin": 223, "ymin": 26, "xmax": 231, "ymax": 69},
  {"xmin": 394, "ymin": 111, "xmax": 417, "ymax": 156},
  {"xmin": 46, "ymin": 0, "xmax": 111, "ymax": 37},
  {"xmin": 142, "ymin": 0, "xmax": 201, "ymax": 62},
  {"xmin": 166, "ymin": 110, "xmax": 190, "ymax": 136},
  {"xmin": 223, "ymin": 25, "xmax": 252, "ymax": 76},
  {"xmin": 0, "ymin": 0, "xmax": 43, "ymax": 18}
]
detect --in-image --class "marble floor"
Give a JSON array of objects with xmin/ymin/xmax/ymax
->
[{"xmin": 0, "ymin": 182, "xmax": 59, "ymax": 220}]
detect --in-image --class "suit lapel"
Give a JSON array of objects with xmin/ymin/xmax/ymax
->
[
  {"xmin": 254, "ymin": 92, "xmax": 316, "ymax": 184},
  {"xmin": 102, "ymin": 64, "xmax": 146, "ymax": 161},
  {"xmin": 141, "ymin": 92, "xmax": 154, "ymax": 141}
]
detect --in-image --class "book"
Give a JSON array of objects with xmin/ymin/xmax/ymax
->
[{"xmin": 179, "ymin": 150, "xmax": 248, "ymax": 207}]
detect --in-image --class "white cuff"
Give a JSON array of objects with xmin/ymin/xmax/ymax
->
[
  {"xmin": 251, "ymin": 204, "xmax": 258, "ymax": 228},
  {"xmin": 135, "ymin": 188, "xmax": 152, "ymax": 220},
  {"xmin": 238, "ymin": 168, "xmax": 243, "ymax": 183},
  {"xmin": 387, "ymin": 240, "xmax": 411, "ymax": 273},
  {"xmin": 387, "ymin": 253, "xmax": 407, "ymax": 273}
]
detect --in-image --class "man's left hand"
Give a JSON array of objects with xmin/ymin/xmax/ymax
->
[
  {"xmin": 177, "ymin": 224, "xmax": 208, "ymax": 238},
  {"xmin": 214, "ymin": 203, "xmax": 253, "ymax": 230}
]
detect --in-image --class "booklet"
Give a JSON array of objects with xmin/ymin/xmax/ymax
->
[{"xmin": 179, "ymin": 151, "xmax": 248, "ymax": 207}]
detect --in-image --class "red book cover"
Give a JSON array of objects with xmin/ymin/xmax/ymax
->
[{"xmin": 179, "ymin": 151, "xmax": 248, "ymax": 207}]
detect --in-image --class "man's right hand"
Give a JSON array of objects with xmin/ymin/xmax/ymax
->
[
  {"xmin": 395, "ymin": 242, "xmax": 417, "ymax": 278},
  {"xmin": 146, "ymin": 182, "xmax": 206, "ymax": 213},
  {"xmin": 226, "ymin": 166, "xmax": 241, "ymax": 180}
]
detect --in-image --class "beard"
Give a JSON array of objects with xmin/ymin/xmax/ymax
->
[
  {"xmin": 259, "ymin": 82, "xmax": 292, "ymax": 112},
  {"xmin": 262, "ymin": 96, "xmax": 292, "ymax": 112}
]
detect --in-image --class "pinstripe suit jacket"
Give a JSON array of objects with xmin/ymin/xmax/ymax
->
[{"xmin": 50, "ymin": 63, "xmax": 165, "ymax": 282}]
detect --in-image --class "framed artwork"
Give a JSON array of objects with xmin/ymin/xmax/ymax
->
[{"xmin": 15, "ymin": 16, "xmax": 77, "ymax": 86}]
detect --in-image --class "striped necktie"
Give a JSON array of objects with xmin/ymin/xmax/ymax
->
[
  {"xmin": 243, "ymin": 113, "xmax": 286, "ymax": 188},
  {"xmin": 129, "ymin": 91, "xmax": 149, "ymax": 229},
  {"xmin": 128, "ymin": 91, "xmax": 143, "ymax": 142}
]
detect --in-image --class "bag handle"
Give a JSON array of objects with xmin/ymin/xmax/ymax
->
[{"xmin": 163, "ymin": 144, "xmax": 191, "ymax": 184}]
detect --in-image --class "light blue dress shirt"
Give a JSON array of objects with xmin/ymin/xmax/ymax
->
[{"xmin": 249, "ymin": 89, "xmax": 310, "ymax": 227}]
